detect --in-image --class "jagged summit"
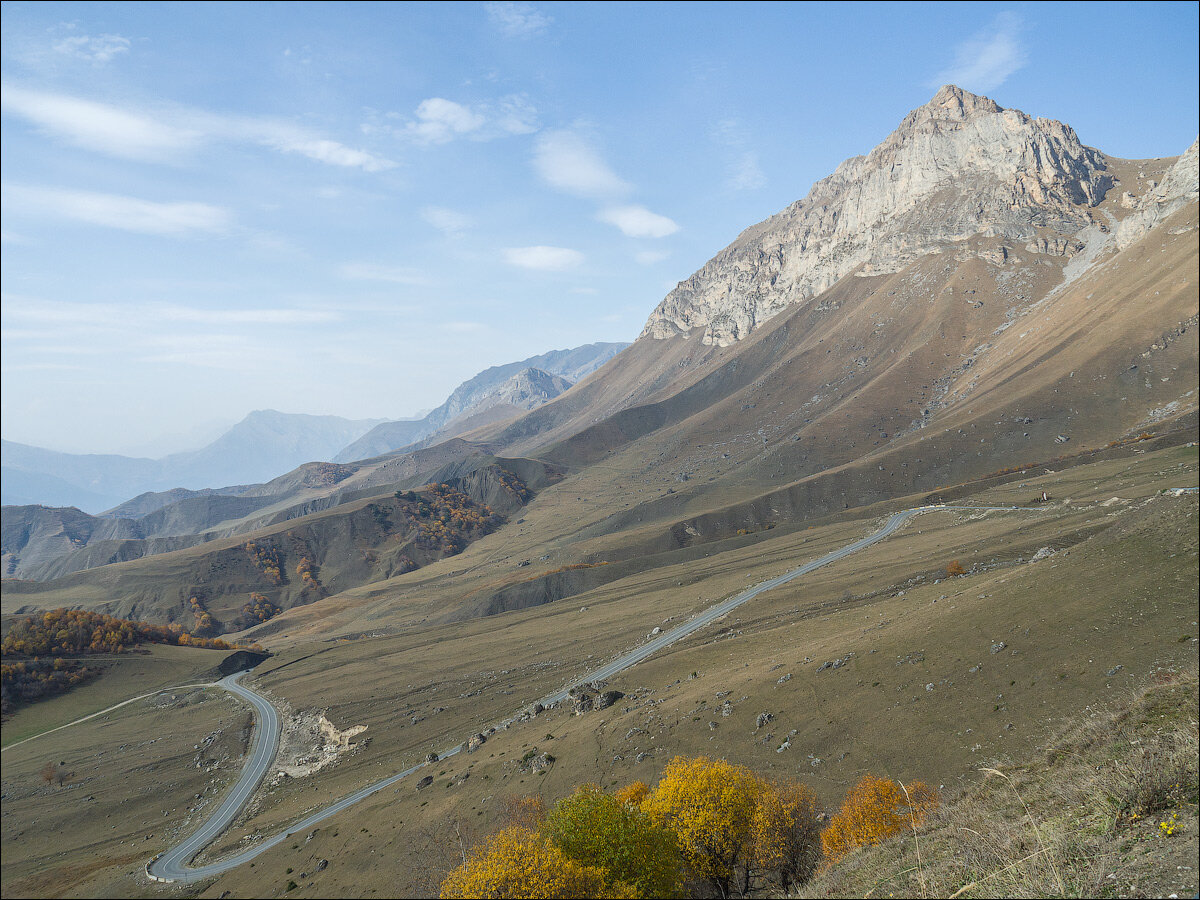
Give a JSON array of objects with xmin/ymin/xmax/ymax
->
[{"xmin": 642, "ymin": 86, "xmax": 1126, "ymax": 346}]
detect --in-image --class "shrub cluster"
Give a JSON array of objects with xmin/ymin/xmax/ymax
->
[
  {"xmin": 1, "ymin": 608, "xmax": 251, "ymax": 715},
  {"xmin": 440, "ymin": 755, "xmax": 863, "ymax": 898},
  {"xmin": 244, "ymin": 540, "xmax": 285, "ymax": 584}
]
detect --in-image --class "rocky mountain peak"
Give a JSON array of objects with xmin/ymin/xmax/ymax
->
[{"xmin": 642, "ymin": 87, "xmax": 1121, "ymax": 346}]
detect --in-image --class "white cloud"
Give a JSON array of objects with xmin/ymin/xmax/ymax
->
[
  {"xmin": 3, "ymin": 184, "xmax": 231, "ymax": 235},
  {"xmin": 398, "ymin": 95, "xmax": 536, "ymax": 145},
  {"xmin": 53, "ymin": 33, "xmax": 132, "ymax": 63},
  {"xmin": 493, "ymin": 94, "xmax": 539, "ymax": 135},
  {"xmin": 503, "ymin": 245, "xmax": 584, "ymax": 271},
  {"xmin": 533, "ymin": 130, "xmax": 630, "ymax": 199},
  {"xmin": 598, "ymin": 205, "xmax": 679, "ymax": 238},
  {"xmin": 421, "ymin": 206, "xmax": 473, "ymax": 235},
  {"xmin": 635, "ymin": 249, "xmax": 670, "ymax": 265},
  {"xmin": 0, "ymin": 83, "xmax": 394, "ymax": 171},
  {"xmin": 259, "ymin": 133, "xmax": 394, "ymax": 171},
  {"xmin": 931, "ymin": 12, "xmax": 1027, "ymax": 93},
  {"xmin": 486, "ymin": 2, "xmax": 551, "ymax": 38},
  {"xmin": 1, "ymin": 83, "xmax": 197, "ymax": 161},
  {"xmin": 339, "ymin": 262, "xmax": 430, "ymax": 284},
  {"xmin": 407, "ymin": 98, "xmax": 486, "ymax": 144}
]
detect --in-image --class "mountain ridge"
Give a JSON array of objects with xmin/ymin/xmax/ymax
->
[{"xmin": 641, "ymin": 84, "xmax": 1147, "ymax": 346}]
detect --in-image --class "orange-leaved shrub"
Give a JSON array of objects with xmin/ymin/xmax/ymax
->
[
  {"xmin": 820, "ymin": 773, "xmax": 938, "ymax": 865},
  {"xmin": 615, "ymin": 779, "xmax": 650, "ymax": 807}
]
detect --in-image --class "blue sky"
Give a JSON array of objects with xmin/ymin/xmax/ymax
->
[{"xmin": 2, "ymin": 1, "xmax": 1197, "ymax": 455}]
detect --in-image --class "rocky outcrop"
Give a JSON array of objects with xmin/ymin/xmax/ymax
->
[
  {"xmin": 1116, "ymin": 138, "xmax": 1199, "ymax": 249},
  {"xmin": 642, "ymin": 85, "xmax": 1118, "ymax": 346}
]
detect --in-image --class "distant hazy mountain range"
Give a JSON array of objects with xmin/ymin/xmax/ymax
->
[
  {"xmin": 334, "ymin": 343, "xmax": 627, "ymax": 462},
  {"xmin": 1, "ymin": 342, "xmax": 627, "ymax": 514},
  {"xmin": 1, "ymin": 411, "xmax": 385, "ymax": 513}
]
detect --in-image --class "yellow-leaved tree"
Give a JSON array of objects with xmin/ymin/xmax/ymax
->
[
  {"xmin": 821, "ymin": 773, "xmax": 938, "ymax": 865},
  {"xmin": 751, "ymin": 778, "xmax": 824, "ymax": 891},
  {"xmin": 439, "ymin": 826, "xmax": 621, "ymax": 899},
  {"xmin": 642, "ymin": 755, "xmax": 823, "ymax": 897}
]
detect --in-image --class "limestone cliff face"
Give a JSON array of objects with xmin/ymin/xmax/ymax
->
[
  {"xmin": 643, "ymin": 85, "xmax": 1120, "ymax": 346},
  {"xmin": 1116, "ymin": 137, "xmax": 1199, "ymax": 249}
]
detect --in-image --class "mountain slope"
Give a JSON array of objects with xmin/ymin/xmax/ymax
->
[{"xmin": 5, "ymin": 88, "xmax": 1196, "ymax": 637}]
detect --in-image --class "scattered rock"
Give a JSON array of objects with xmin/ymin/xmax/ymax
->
[
  {"xmin": 1106, "ymin": 665, "xmax": 1124, "ymax": 677},
  {"xmin": 416, "ymin": 775, "xmax": 433, "ymax": 791},
  {"xmin": 777, "ymin": 673, "xmax": 792, "ymax": 684},
  {"xmin": 466, "ymin": 733, "xmax": 486, "ymax": 753},
  {"xmin": 990, "ymin": 641, "xmax": 1007, "ymax": 654},
  {"xmin": 755, "ymin": 712, "xmax": 773, "ymax": 729},
  {"xmin": 817, "ymin": 653, "xmax": 855, "ymax": 672}
]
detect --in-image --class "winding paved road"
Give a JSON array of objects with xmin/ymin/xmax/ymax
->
[
  {"xmin": 146, "ymin": 503, "xmax": 1033, "ymax": 883},
  {"xmin": 147, "ymin": 672, "xmax": 280, "ymax": 882}
]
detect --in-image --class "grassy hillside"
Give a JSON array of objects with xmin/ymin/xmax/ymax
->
[
  {"xmin": 8, "ymin": 444, "xmax": 1172, "ymax": 899},
  {"xmin": 800, "ymin": 672, "xmax": 1198, "ymax": 899}
]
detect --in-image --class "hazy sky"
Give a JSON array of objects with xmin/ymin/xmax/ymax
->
[{"xmin": 2, "ymin": 1, "xmax": 1197, "ymax": 455}]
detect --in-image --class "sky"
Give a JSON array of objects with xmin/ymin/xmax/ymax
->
[{"xmin": 2, "ymin": 1, "xmax": 1197, "ymax": 456}]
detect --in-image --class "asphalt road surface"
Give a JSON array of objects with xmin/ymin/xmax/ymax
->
[
  {"xmin": 147, "ymin": 671, "xmax": 280, "ymax": 882},
  {"xmin": 147, "ymin": 503, "xmax": 1033, "ymax": 882}
]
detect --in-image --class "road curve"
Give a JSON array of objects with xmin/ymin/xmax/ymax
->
[
  {"xmin": 147, "ymin": 671, "xmax": 280, "ymax": 882},
  {"xmin": 147, "ymin": 503, "xmax": 1032, "ymax": 882}
]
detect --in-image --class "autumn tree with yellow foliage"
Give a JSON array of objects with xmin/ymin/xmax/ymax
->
[
  {"xmin": 439, "ymin": 826, "xmax": 623, "ymax": 899},
  {"xmin": 642, "ymin": 755, "xmax": 824, "ymax": 897}
]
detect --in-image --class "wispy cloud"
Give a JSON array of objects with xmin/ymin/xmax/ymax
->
[
  {"xmin": 930, "ymin": 12, "xmax": 1027, "ymax": 93},
  {"xmin": 421, "ymin": 206, "xmax": 473, "ymax": 235},
  {"xmin": 1, "ymin": 83, "xmax": 196, "ymax": 161},
  {"xmin": 503, "ymin": 245, "xmax": 583, "ymax": 271},
  {"xmin": 53, "ymin": 32, "xmax": 132, "ymax": 64},
  {"xmin": 598, "ymin": 205, "xmax": 679, "ymax": 238},
  {"xmin": 634, "ymin": 249, "xmax": 670, "ymax": 265},
  {"xmin": 338, "ymin": 262, "xmax": 431, "ymax": 284},
  {"xmin": 0, "ymin": 82, "xmax": 394, "ymax": 171},
  {"xmin": 711, "ymin": 118, "xmax": 765, "ymax": 191},
  {"xmin": 2, "ymin": 295, "xmax": 337, "ymax": 330},
  {"xmin": 533, "ymin": 130, "xmax": 630, "ymax": 199},
  {"xmin": 486, "ymin": 2, "xmax": 551, "ymax": 38},
  {"xmin": 2, "ymin": 184, "xmax": 232, "ymax": 235}
]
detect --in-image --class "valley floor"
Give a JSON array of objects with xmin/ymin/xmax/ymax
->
[{"xmin": 0, "ymin": 445, "xmax": 1196, "ymax": 898}]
